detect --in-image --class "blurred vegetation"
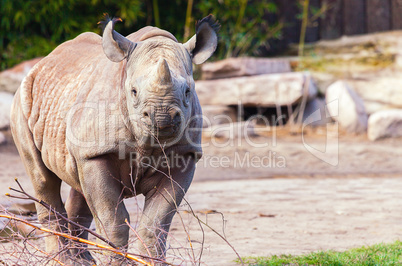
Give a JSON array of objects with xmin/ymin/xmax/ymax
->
[
  {"xmin": 0, "ymin": 0, "xmax": 283, "ymax": 71},
  {"xmin": 239, "ymin": 240, "xmax": 402, "ymax": 265}
]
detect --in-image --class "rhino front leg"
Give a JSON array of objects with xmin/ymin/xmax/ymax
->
[
  {"xmin": 65, "ymin": 188, "xmax": 95, "ymax": 264},
  {"xmin": 137, "ymin": 156, "xmax": 195, "ymax": 258},
  {"xmin": 78, "ymin": 157, "xmax": 130, "ymax": 262}
]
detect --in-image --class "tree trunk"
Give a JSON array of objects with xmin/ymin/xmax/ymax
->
[
  {"xmin": 343, "ymin": 0, "xmax": 366, "ymax": 35},
  {"xmin": 320, "ymin": 0, "xmax": 343, "ymax": 39},
  {"xmin": 367, "ymin": 0, "xmax": 391, "ymax": 33}
]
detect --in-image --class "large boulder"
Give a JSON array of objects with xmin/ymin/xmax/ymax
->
[
  {"xmin": 202, "ymin": 105, "xmax": 237, "ymax": 128},
  {"xmin": 196, "ymin": 72, "xmax": 317, "ymax": 107},
  {"xmin": 0, "ymin": 58, "xmax": 42, "ymax": 94},
  {"xmin": 0, "ymin": 92, "xmax": 14, "ymax": 129},
  {"xmin": 368, "ymin": 109, "xmax": 402, "ymax": 141},
  {"xmin": 201, "ymin": 57, "xmax": 291, "ymax": 80},
  {"xmin": 345, "ymin": 77, "xmax": 402, "ymax": 114},
  {"xmin": 325, "ymin": 81, "xmax": 368, "ymax": 133}
]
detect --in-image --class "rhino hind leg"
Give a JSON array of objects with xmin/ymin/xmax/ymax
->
[
  {"xmin": 10, "ymin": 92, "xmax": 68, "ymax": 261},
  {"xmin": 65, "ymin": 188, "xmax": 95, "ymax": 264},
  {"xmin": 15, "ymin": 149, "xmax": 68, "ymax": 259},
  {"xmin": 31, "ymin": 167, "xmax": 68, "ymax": 260}
]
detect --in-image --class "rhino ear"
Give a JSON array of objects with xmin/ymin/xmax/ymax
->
[
  {"xmin": 100, "ymin": 16, "xmax": 136, "ymax": 62},
  {"xmin": 184, "ymin": 15, "xmax": 220, "ymax": 65}
]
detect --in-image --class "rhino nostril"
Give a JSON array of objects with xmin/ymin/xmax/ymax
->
[
  {"xmin": 142, "ymin": 109, "xmax": 152, "ymax": 126},
  {"xmin": 173, "ymin": 111, "xmax": 181, "ymax": 124}
]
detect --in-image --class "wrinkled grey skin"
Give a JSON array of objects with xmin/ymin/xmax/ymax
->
[{"xmin": 10, "ymin": 15, "xmax": 218, "ymax": 263}]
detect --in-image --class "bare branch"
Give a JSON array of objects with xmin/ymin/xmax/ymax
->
[
  {"xmin": 0, "ymin": 214, "xmax": 153, "ymax": 266},
  {"xmin": 7, "ymin": 178, "xmax": 118, "ymax": 249}
]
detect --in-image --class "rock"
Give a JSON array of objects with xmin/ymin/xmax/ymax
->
[
  {"xmin": 313, "ymin": 30, "xmax": 402, "ymax": 60},
  {"xmin": 325, "ymin": 81, "xmax": 368, "ymax": 133},
  {"xmin": 0, "ymin": 58, "xmax": 42, "ymax": 94},
  {"xmin": 346, "ymin": 77, "xmax": 402, "ymax": 113},
  {"xmin": 363, "ymin": 101, "xmax": 393, "ymax": 115},
  {"xmin": 196, "ymin": 72, "xmax": 317, "ymax": 107},
  {"xmin": 201, "ymin": 57, "xmax": 291, "ymax": 80},
  {"xmin": 368, "ymin": 109, "xmax": 402, "ymax": 141},
  {"xmin": 302, "ymin": 98, "xmax": 332, "ymax": 127},
  {"xmin": 202, "ymin": 105, "xmax": 237, "ymax": 128},
  {"xmin": 0, "ymin": 92, "xmax": 14, "ymax": 129}
]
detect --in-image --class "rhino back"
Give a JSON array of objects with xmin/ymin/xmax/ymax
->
[{"xmin": 17, "ymin": 32, "xmax": 125, "ymax": 181}]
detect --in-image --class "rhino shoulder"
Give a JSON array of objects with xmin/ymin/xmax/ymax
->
[
  {"xmin": 51, "ymin": 32, "xmax": 101, "ymax": 55},
  {"xmin": 72, "ymin": 32, "xmax": 102, "ymax": 45}
]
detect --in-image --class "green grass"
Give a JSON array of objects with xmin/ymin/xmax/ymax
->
[{"xmin": 239, "ymin": 241, "xmax": 402, "ymax": 266}]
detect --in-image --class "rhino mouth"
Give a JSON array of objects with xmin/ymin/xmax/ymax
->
[
  {"xmin": 155, "ymin": 125, "xmax": 176, "ymax": 136},
  {"xmin": 139, "ymin": 109, "xmax": 184, "ymax": 140},
  {"xmin": 140, "ymin": 122, "xmax": 183, "ymax": 142}
]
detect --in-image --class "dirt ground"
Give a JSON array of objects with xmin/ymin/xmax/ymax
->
[{"xmin": 1, "ymin": 126, "xmax": 402, "ymax": 265}]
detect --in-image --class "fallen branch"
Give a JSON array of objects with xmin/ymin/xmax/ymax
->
[
  {"xmin": 0, "ymin": 214, "xmax": 153, "ymax": 266},
  {"xmin": 181, "ymin": 197, "xmax": 244, "ymax": 266},
  {"xmin": 125, "ymin": 219, "xmax": 156, "ymax": 265},
  {"xmin": 24, "ymin": 239, "xmax": 66, "ymax": 266},
  {"xmin": 6, "ymin": 178, "xmax": 117, "ymax": 249}
]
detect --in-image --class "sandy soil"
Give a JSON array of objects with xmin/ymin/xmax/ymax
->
[{"xmin": 1, "ymin": 127, "xmax": 402, "ymax": 265}]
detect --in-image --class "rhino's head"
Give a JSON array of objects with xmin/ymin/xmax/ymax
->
[{"xmin": 101, "ymin": 16, "xmax": 218, "ymax": 147}]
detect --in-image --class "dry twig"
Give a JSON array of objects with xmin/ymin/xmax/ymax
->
[
  {"xmin": 6, "ymin": 178, "xmax": 117, "ymax": 249},
  {"xmin": 0, "ymin": 214, "xmax": 153, "ymax": 266}
]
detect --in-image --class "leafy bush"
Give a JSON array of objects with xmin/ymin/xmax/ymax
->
[
  {"xmin": 0, "ymin": 0, "xmax": 281, "ymax": 70},
  {"xmin": 0, "ymin": 0, "xmax": 146, "ymax": 70},
  {"xmin": 196, "ymin": 0, "xmax": 282, "ymax": 59}
]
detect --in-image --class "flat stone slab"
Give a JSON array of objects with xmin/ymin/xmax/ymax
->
[
  {"xmin": 346, "ymin": 77, "xmax": 402, "ymax": 114},
  {"xmin": 196, "ymin": 72, "xmax": 317, "ymax": 107},
  {"xmin": 201, "ymin": 57, "xmax": 291, "ymax": 80}
]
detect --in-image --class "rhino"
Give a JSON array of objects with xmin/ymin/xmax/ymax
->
[{"xmin": 10, "ymin": 15, "xmax": 218, "ymax": 263}]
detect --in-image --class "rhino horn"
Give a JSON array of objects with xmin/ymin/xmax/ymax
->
[
  {"xmin": 156, "ymin": 59, "xmax": 173, "ymax": 86},
  {"xmin": 101, "ymin": 16, "xmax": 136, "ymax": 62}
]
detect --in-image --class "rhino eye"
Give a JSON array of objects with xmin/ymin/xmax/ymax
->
[
  {"xmin": 184, "ymin": 87, "xmax": 190, "ymax": 106},
  {"xmin": 132, "ymin": 88, "xmax": 137, "ymax": 97}
]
